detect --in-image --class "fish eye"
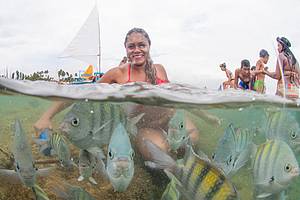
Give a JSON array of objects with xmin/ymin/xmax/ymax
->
[
  {"xmin": 284, "ymin": 163, "xmax": 292, "ymax": 172},
  {"xmin": 211, "ymin": 153, "xmax": 216, "ymax": 160},
  {"xmin": 179, "ymin": 122, "xmax": 184, "ymax": 129},
  {"xmin": 71, "ymin": 118, "xmax": 80, "ymax": 127},
  {"xmin": 16, "ymin": 163, "xmax": 20, "ymax": 170},
  {"xmin": 182, "ymin": 136, "xmax": 186, "ymax": 140},
  {"xmin": 290, "ymin": 130, "xmax": 297, "ymax": 139},
  {"xmin": 130, "ymin": 151, "xmax": 135, "ymax": 160},
  {"xmin": 226, "ymin": 156, "xmax": 232, "ymax": 165},
  {"xmin": 108, "ymin": 150, "xmax": 114, "ymax": 159}
]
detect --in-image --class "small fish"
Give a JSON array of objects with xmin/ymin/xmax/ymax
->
[
  {"xmin": 52, "ymin": 182, "xmax": 96, "ymax": 200},
  {"xmin": 212, "ymin": 123, "xmax": 254, "ymax": 176},
  {"xmin": 253, "ymin": 139, "xmax": 299, "ymax": 198},
  {"xmin": 106, "ymin": 123, "xmax": 135, "ymax": 192},
  {"xmin": 0, "ymin": 120, "xmax": 52, "ymax": 187},
  {"xmin": 163, "ymin": 109, "xmax": 190, "ymax": 152},
  {"xmin": 78, "ymin": 149, "xmax": 98, "ymax": 184},
  {"xmin": 265, "ymin": 110, "xmax": 300, "ymax": 153},
  {"xmin": 144, "ymin": 140, "xmax": 238, "ymax": 200},
  {"xmin": 59, "ymin": 101, "xmax": 143, "ymax": 151},
  {"xmin": 32, "ymin": 184, "xmax": 50, "ymax": 200},
  {"xmin": 48, "ymin": 132, "xmax": 74, "ymax": 168}
]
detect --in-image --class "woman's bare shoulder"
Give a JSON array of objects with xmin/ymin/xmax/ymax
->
[{"xmin": 98, "ymin": 65, "xmax": 126, "ymax": 83}]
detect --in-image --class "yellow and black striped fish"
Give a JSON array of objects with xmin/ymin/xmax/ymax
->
[
  {"xmin": 145, "ymin": 140, "xmax": 238, "ymax": 200},
  {"xmin": 49, "ymin": 132, "xmax": 73, "ymax": 168},
  {"xmin": 253, "ymin": 139, "xmax": 299, "ymax": 198}
]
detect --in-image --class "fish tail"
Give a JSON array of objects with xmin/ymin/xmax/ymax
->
[
  {"xmin": 32, "ymin": 184, "xmax": 50, "ymax": 200},
  {"xmin": 144, "ymin": 139, "xmax": 176, "ymax": 171}
]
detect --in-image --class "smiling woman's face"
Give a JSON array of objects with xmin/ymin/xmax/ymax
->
[{"xmin": 125, "ymin": 32, "xmax": 150, "ymax": 66}]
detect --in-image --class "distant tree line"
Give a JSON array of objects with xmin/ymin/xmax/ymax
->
[{"xmin": 10, "ymin": 69, "xmax": 76, "ymax": 82}]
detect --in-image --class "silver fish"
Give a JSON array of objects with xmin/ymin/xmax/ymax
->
[
  {"xmin": 106, "ymin": 123, "xmax": 135, "ymax": 192},
  {"xmin": 145, "ymin": 140, "xmax": 238, "ymax": 200},
  {"xmin": 163, "ymin": 109, "xmax": 190, "ymax": 152},
  {"xmin": 253, "ymin": 139, "xmax": 299, "ymax": 198},
  {"xmin": 0, "ymin": 120, "xmax": 52, "ymax": 187},
  {"xmin": 59, "ymin": 101, "xmax": 143, "ymax": 152},
  {"xmin": 212, "ymin": 123, "xmax": 253, "ymax": 176},
  {"xmin": 265, "ymin": 109, "xmax": 300, "ymax": 153}
]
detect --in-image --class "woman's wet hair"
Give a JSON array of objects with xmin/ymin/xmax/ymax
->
[
  {"xmin": 124, "ymin": 28, "xmax": 157, "ymax": 84},
  {"xmin": 241, "ymin": 59, "xmax": 250, "ymax": 68}
]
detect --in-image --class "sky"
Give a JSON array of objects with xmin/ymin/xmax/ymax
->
[{"xmin": 0, "ymin": 0, "xmax": 300, "ymax": 94}]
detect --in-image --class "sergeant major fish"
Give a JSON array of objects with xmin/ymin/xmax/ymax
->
[
  {"xmin": 253, "ymin": 139, "xmax": 299, "ymax": 199},
  {"xmin": 265, "ymin": 109, "xmax": 300, "ymax": 153},
  {"xmin": 212, "ymin": 123, "xmax": 254, "ymax": 176},
  {"xmin": 144, "ymin": 140, "xmax": 238, "ymax": 200},
  {"xmin": 49, "ymin": 132, "xmax": 74, "ymax": 168},
  {"xmin": 106, "ymin": 123, "xmax": 135, "ymax": 192},
  {"xmin": 59, "ymin": 101, "xmax": 143, "ymax": 153}
]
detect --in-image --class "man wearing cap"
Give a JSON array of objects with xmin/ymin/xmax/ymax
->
[
  {"xmin": 265, "ymin": 37, "xmax": 299, "ymax": 98},
  {"xmin": 253, "ymin": 49, "xmax": 269, "ymax": 93}
]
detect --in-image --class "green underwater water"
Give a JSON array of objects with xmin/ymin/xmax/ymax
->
[{"xmin": 0, "ymin": 93, "xmax": 299, "ymax": 200}]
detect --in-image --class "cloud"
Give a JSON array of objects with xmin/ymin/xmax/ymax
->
[{"xmin": 0, "ymin": 0, "xmax": 300, "ymax": 94}]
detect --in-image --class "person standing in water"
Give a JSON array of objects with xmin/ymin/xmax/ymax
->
[
  {"xmin": 219, "ymin": 63, "xmax": 234, "ymax": 89},
  {"xmin": 234, "ymin": 59, "xmax": 252, "ymax": 90},
  {"xmin": 252, "ymin": 49, "xmax": 269, "ymax": 93},
  {"xmin": 265, "ymin": 37, "xmax": 300, "ymax": 98},
  {"xmin": 34, "ymin": 28, "xmax": 211, "ymax": 160}
]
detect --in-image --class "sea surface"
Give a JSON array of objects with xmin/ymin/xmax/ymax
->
[{"xmin": 0, "ymin": 78, "xmax": 300, "ymax": 200}]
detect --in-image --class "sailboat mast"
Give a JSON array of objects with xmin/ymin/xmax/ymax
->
[{"xmin": 97, "ymin": 9, "xmax": 101, "ymax": 73}]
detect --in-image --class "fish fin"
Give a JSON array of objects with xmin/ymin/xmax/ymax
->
[
  {"xmin": 77, "ymin": 175, "xmax": 84, "ymax": 182},
  {"xmin": 174, "ymin": 182, "xmax": 193, "ymax": 200},
  {"xmin": 143, "ymin": 139, "xmax": 176, "ymax": 171},
  {"xmin": 127, "ymin": 113, "xmax": 145, "ymax": 136},
  {"xmin": 32, "ymin": 184, "xmax": 50, "ymax": 200},
  {"xmin": 96, "ymin": 158, "xmax": 109, "ymax": 180},
  {"xmin": 196, "ymin": 149, "xmax": 211, "ymax": 163},
  {"xmin": 161, "ymin": 178, "xmax": 181, "ymax": 200},
  {"xmin": 88, "ymin": 177, "xmax": 98, "ymax": 185},
  {"xmin": 250, "ymin": 142, "xmax": 258, "ymax": 168},
  {"xmin": 0, "ymin": 169, "xmax": 20, "ymax": 184},
  {"xmin": 256, "ymin": 193, "xmax": 273, "ymax": 198},
  {"xmin": 93, "ymin": 120, "xmax": 112, "ymax": 136},
  {"xmin": 36, "ymin": 167, "xmax": 55, "ymax": 177},
  {"xmin": 160, "ymin": 128, "xmax": 168, "ymax": 138}
]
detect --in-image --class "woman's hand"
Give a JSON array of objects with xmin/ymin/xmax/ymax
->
[{"xmin": 33, "ymin": 117, "xmax": 53, "ymax": 137}]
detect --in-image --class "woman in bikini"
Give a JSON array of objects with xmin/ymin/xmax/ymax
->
[{"xmin": 265, "ymin": 37, "xmax": 300, "ymax": 98}]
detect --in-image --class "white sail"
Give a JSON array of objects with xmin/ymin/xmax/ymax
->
[{"xmin": 60, "ymin": 5, "xmax": 101, "ymax": 72}]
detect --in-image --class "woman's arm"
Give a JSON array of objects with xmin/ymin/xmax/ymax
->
[
  {"xmin": 234, "ymin": 69, "xmax": 239, "ymax": 89},
  {"xmin": 33, "ymin": 100, "xmax": 72, "ymax": 135}
]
